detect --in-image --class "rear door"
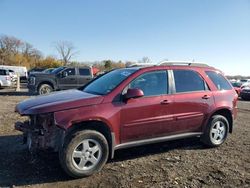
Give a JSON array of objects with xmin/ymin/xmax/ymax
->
[
  {"xmin": 171, "ymin": 69, "xmax": 214, "ymax": 133},
  {"xmin": 78, "ymin": 67, "xmax": 92, "ymax": 87}
]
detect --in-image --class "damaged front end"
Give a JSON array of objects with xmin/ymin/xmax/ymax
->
[{"xmin": 15, "ymin": 113, "xmax": 65, "ymax": 152}]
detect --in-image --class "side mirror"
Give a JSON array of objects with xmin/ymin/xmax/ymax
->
[{"xmin": 125, "ymin": 88, "xmax": 144, "ymax": 100}]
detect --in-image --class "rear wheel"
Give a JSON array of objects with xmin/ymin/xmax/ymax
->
[
  {"xmin": 201, "ymin": 115, "xmax": 229, "ymax": 147},
  {"xmin": 59, "ymin": 130, "xmax": 109, "ymax": 178},
  {"xmin": 38, "ymin": 84, "xmax": 53, "ymax": 95}
]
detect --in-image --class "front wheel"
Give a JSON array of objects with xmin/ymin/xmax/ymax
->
[
  {"xmin": 59, "ymin": 130, "xmax": 109, "ymax": 178},
  {"xmin": 201, "ymin": 115, "xmax": 229, "ymax": 147},
  {"xmin": 38, "ymin": 84, "xmax": 53, "ymax": 95}
]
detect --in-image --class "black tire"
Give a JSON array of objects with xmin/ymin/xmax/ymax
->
[
  {"xmin": 38, "ymin": 84, "xmax": 53, "ymax": 95},
  {"xmin": 201, "ymin": 115, "xmax": 229, "ymax": 147},
  {"xmin": 59, "ymin": 130, "xmax": 109, "ymax": 178}
]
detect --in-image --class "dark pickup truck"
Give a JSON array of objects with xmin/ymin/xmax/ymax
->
[{"xmin": 28, "ymin": 66, "xmax": 93, "ymax": 95}]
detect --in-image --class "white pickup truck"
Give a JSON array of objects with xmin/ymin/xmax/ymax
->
[{"xmin": 0, "ymin": 69, "xmax": 12, "ymax": 88}]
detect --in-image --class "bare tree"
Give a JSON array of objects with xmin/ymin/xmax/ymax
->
[
  {"xmin": 139, "ymin": 56, "xmax": 152, "ymax": 64},
  {"xmin": 0, "ymin": 35, "xmax": 23, "ymax": 55},
  {"xmin": 22, "ymin": 42, "xmax": 42, "ymax": 58},
  {"xmin": 54, "ymin": 41, "xmax": 77, "ymax": 65},
  {"xmin": 0, "ymin": 35, "xmax": 23, "ymax": 64}
]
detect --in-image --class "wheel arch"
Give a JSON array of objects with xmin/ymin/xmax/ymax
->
[
  {"xmin": 38, "ymin": 81, "xmax": 55, "ymax": 90},
  {"xmin": 209, "ymin": 108, "xmax": 233, "ymax": 133},
  {"xmin": 65, "ymin": 120, "xmax": 115, "ymax": 159}
]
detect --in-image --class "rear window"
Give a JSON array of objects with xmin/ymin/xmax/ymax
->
[{"xmin": 206, "ymin": 71, "xmax": 232, "ymax": 90}]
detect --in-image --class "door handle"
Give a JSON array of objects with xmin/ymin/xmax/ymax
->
[
  {"xmin": 202, "ymin": 95, "xmax": 211, "ymax": 99},
  {"xmin": 160, "ymin": 99, "xmax": 171, "ymax": 105}
]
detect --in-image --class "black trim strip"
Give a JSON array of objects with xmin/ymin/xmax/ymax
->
[{"xmin": 114, "ymin": 132, "xmax": 202, "ymax": 150}]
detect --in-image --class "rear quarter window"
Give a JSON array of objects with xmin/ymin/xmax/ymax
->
[{"xmin": 206, "ymin": 71, "xmax": 232, "ymax": 90}]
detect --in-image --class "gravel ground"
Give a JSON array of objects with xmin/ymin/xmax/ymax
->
[{"xmin": 0, "ymin": 88, "xmax": 249, "ymax": 188}]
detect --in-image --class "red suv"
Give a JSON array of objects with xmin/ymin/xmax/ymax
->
[{"xmin": 15, "ymin": 62, "xmax": 238, "ymax": 178}]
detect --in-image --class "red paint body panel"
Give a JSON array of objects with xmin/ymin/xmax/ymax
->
[
  {"xmin": 172, "ymin": 91, "xmax": 215, "ymax": 133},
  {"xmin": 16, "ymin": 90, "xmax": 104, "ymax": 115},
  {"xmin": 118, "ymin": 95, "xmax": 175, "ymax": 143},
  {"xmin": 234, "ymin": 87, "xmax": 241, "ymax": 95}
]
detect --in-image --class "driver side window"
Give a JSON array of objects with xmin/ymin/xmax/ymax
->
[
  {"xmin": 129, "ymin": 71, "xmax": 168, "ymax": 97},
  {"xmin": 63, "ymin": 68, "xmax": 76, "ymax": 76}
]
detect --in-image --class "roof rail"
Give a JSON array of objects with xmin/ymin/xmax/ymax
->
[
  {"xmin": 126, "ymin": 61, "xmax": 211, "ymax": 68},
  {"xmin": 158, "ymin": 61, "xmax": 210, "ymax": 67},
  {"xmin": 126, "ymin": 63, "xmax": 157, "ymax": 68}
]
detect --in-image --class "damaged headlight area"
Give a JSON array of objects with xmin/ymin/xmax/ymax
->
[{"xmin": 15, "ymin": 113, "xmax": 64, "ymax": 152}]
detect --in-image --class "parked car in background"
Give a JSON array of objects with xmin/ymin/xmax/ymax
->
[
  {"xmin": 240, "ymin": 86, "xmax": 250, "ymax": 100},
  {"xmin": 240, "ymin": 79, "xmax": 250, "ymax": 88},
  {"xmin": 27, "ymin": 66, "xmax": 94, "ymax": 95},
  {"xmin": 15, "ymin": 62, "xmax": 238, "ymax": 178},
  {"xmin": 28, "ymin": 67, "xmax": 46, "ymax": 76},
  {"xmin": 0, "ymin": 65, "xmax": 28, "ymax": 82},
  {"xmin": 0, "ymin": 69, "xmax": 12, "ymax": 88},
  {"xmin": 231, "ymin": 82, "xmax": 242, "ymax": 96},
  {"xmin": 8, "ymin": 69, "xmax": 18, "ymax": 83}
]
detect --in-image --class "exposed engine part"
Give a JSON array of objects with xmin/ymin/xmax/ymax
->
[{"xmin": 15, "ymin": 113, "xmax": 65, "ymax": 152}]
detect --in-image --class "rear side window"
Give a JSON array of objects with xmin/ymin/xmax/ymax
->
[
  {"xmin": 79, "ymin": 68, "xmax": 91, "ymax": 76},
  {"xmin": 206, "ymin": 71, "xmax": 232, "ymax": 90},
  {"xmin": 129, "ymin": 71, "xmax": 168, "ymax": 96},
  {"xmin": 173, "ymin": 70, "xmax": 206, "ymax": 93}
]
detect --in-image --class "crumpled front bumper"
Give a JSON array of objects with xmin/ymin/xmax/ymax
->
[{"xmin": 15, "ymin": 116, "xmax": 64, "ymax": 152}]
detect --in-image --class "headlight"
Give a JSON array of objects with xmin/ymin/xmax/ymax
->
[{"xmin": 29, "ymin": 76, "xmax": 36, "ymax": 85}]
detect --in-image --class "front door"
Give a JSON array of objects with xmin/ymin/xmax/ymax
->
[
  {"xmin": 58, "ymin": 68, "xmax": 78, "ymax": 90},
  {"xmin": 120, "ymin": 70, "xmax": 175, "ymax": 143}
]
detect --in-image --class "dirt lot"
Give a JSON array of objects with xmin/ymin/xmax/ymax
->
[{"xmin": 0, "ymin": 88, "xmax": 249, "ymax": 188}]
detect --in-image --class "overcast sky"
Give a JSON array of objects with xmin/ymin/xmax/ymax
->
[{"xmin": 0, "ymin": 0, "xmax": 249, "ymax": 75}]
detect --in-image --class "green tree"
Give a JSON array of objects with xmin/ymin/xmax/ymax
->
[{"xmin": 104, "ymin": 60, "xmax": 112, "ymax": 70}]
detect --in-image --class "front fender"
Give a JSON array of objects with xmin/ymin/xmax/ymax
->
[{"xmin": 54, "ymin": 107, "xmax": 114, "ymax": 132}]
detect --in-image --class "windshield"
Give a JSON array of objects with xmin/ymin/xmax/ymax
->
[
  {"xmin": 43, "ymin": 68, "xmax": 54, "ymax": 73},
  {"xmin": 83, "ymin": 68, "xmax": 138, "ymax": 95},
  {"xmin": 51, "ymin": 67, "xmax": 65, "ymax": 74}
]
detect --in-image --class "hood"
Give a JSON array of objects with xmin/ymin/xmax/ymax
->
[
  {"xmin": 29, "ymin": 72, "xmax": 55, "ymax": 77},
  {"xmin": 16, "ymin": 89, "xmax": 104, "ymax": 115}
]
